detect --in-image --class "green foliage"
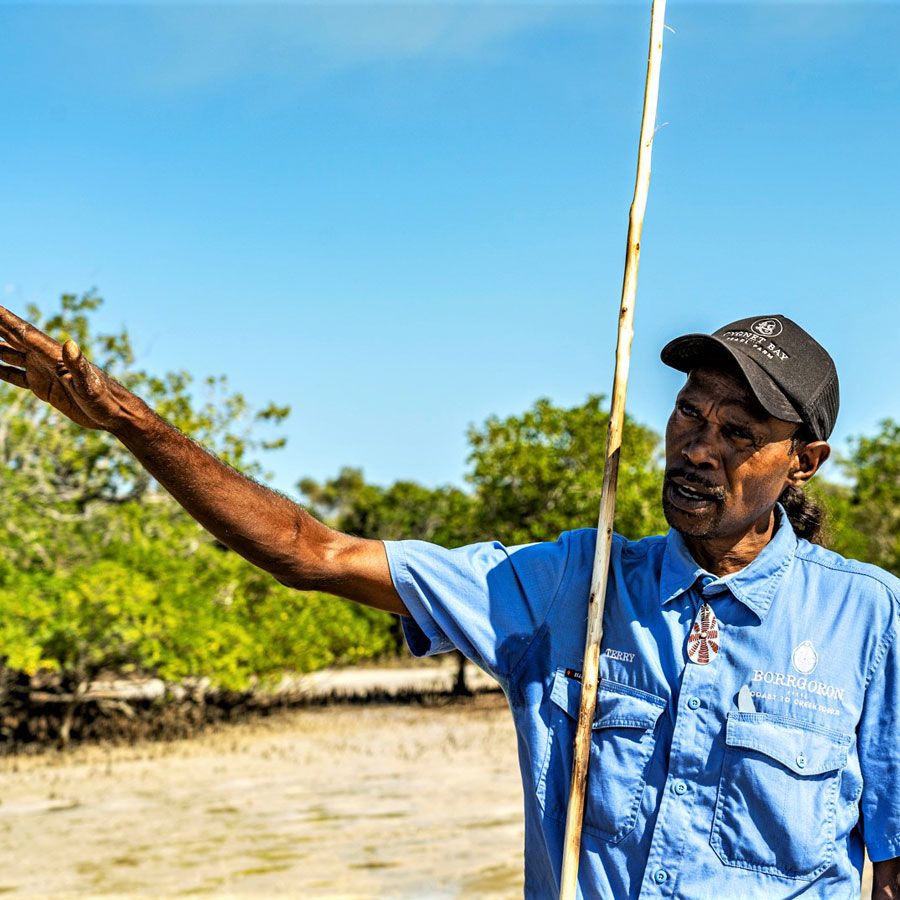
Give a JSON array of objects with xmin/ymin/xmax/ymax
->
[
  {"xmin": 813, "ymin": 419, "xmax": 899, "ymax": 575},
  {"xmin": 230, "ymin": 566, "xmax": 395, "ymax": 676},
  {"xmin": 0, "ymin": 293, "xmax": 394, "ymax": 698},
  {"xmin": 0, "ymin": 512, "xmax": 393, "ymax": 692},
  {"xmin": 0, "ymin": 561, "xmax": 161, "ymax": 682},
  {"xmin": 467, "ymin": 395, "xmax": 667, "ymax": 545},
  {"xmin": 300, "ymin": 466, "xmax": 479, "ymax": 546}
]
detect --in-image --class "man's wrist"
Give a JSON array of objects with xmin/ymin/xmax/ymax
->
[{"xmin": 107, "ymin": 391, "xmax": 165, "ymax": 447}]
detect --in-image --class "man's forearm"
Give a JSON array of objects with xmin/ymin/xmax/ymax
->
[
  {"xmin": 111, "ymin": 394, "xmax": 332, "ymax": 589},
  {"xmin": 0, "ymin": 305, "xmax": 404, "ymax": 614}
]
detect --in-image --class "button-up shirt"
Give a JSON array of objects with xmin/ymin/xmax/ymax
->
[{"xmin": 384, "ymin": 506, "xmax": 900, "ymax": 898}]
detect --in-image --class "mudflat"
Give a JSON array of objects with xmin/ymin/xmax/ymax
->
[
  {"xmin": 0, "ymin": 693, "xmax": 524, "ymax": 898},
  {"xmin": 0, "ymin": 690, "xmax": 874, "ymax": 898}
]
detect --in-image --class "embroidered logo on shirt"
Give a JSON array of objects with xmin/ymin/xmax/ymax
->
[
  {"xmin": 791, "ymin": 640, "xmax": 819, "ymax": 675},
  {"xmin": 564, "ymin": 668, "xmax": 582, "ymax": 682},
  {"xmin": 751, "ymin": 670, "xmax": 845, "ymax": 712}
]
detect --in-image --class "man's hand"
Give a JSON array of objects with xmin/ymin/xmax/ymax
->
[
  {"xmin": 0, "ymin": 306, "xmax": 132, "ymax": 431},
  {"xmin": 873, "ymin": 858, "xmax": 900, "ymax": 899},
  {"xmin": 0, "ymin": 306, "xmax": 408, "ymax": 616}
]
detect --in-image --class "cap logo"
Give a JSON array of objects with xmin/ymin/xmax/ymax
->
[{"xmin": 752, "ymin": 318, "xmax": 783, "ymax": 337}]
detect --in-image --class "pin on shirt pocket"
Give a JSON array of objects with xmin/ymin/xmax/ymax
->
[{"xmin": 537, "ymin": 668, "xmax": 666, "ymax": 843}]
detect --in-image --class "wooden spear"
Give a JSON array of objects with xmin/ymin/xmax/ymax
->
[{"xmin": 558, "ymin": 1, "xmax": 667, "ymax": 897}]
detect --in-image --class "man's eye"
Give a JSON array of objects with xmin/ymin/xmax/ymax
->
[
  {"xmin": 724, "ymin": 425, "xmax": 754, "ymax": 443},
  {"xmin": 678, "ymin": 402, "xmax": 699, "ymax": 418}
]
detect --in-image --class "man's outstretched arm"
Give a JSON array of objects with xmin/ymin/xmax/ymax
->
[{"xmin": 0, "ymin": 306, "xmax": 407, "ymax": 616}]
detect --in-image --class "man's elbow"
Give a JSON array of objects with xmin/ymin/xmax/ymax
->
[
  {"xmin": 267, "ymin": 508, "xmax": 339, "ymax": 591},
  {"xmin": 268, "ymin": 549, "xmax": 336, "ymax": 593}
]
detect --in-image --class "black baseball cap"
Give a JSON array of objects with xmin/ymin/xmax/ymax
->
[{"xmin": 660, "ymin": 315, "xmax": 839, "ymax": 441}]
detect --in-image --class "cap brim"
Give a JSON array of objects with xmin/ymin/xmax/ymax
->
[{"xmin": 661, "ymin": 334, "xmax": 803, "ymax": 424}]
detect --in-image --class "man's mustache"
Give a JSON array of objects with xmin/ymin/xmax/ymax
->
[{"xmin": 664, "ymin": 468, "xmax": 726, "ymax": 502}]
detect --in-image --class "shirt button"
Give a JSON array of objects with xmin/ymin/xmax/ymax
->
[
  {"xmin": 687, "ymin": 696, "xmax": 701, "ymax": 710},
  {"xmin": 673, "ymin": 779, "xmax": 688, "ymax": 795},
  {"xmin": 797, "ymin": 753, "xmax": 807, "ymax": 769},
  {"xmin": 653, "ymin": 868, "xmax": 669, "ymax": 884}
]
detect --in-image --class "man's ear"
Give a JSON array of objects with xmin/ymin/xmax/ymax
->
[{"xmin": 789, "ymin": 440, "xmax": 831, "ymax": 486}]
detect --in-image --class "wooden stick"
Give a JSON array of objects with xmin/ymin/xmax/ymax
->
[{"xmin": 557, "ymin": 2, "xmax": 667, "ymax": 897}]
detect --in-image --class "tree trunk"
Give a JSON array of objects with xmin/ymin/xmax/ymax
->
[
  {"xmin": 58, "ymin": 680, "xmax": 88, "ymax": 749},
  {"xmin": 452, "ymin": 651, "xmax": 472, "ymax": 696}
]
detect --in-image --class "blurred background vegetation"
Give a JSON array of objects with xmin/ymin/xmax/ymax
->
[{"xmin": 0, "ymin": 293, "xmax": 896, "ymax": 744}]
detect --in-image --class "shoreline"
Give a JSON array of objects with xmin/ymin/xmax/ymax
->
[{"xmin": 0, "ymin": 657, "xmax": 498, "ymax": 755}]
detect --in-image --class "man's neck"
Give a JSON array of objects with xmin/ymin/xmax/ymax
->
[{"xmin": 681, "ymin": 507, "xmax": 777, "ymax": 577}]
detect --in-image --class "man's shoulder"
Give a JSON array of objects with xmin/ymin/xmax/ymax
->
[
  {"xmin": 793, "ymin": 539, "xmax": 900, "ymax": 607},
  {"xmin": 615, "ymin": 530, "xmax": 669, "ymax": 554},
  {"xmin": 556, "ymin": 527, "xmax": 665, "ymax": 546},
  {"xmin": 546, "ymin": 528, "xmax": 666, "ymax": 570}
]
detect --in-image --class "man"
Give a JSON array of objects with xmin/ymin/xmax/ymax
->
[{"xmin": 0, "ymin": 307, "xmax": 896, "ymax": 899}]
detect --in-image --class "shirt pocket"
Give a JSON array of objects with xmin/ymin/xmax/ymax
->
[
  {"xmin": 710, "ymin": 711, "xmax": 852, "ymax": 881},
  {"xmin": 537, "ymin": 667, "xmax": 666, "ymax": 843}
]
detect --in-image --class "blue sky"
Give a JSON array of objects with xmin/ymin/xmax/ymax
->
[{"xmin": 1, "ymin": 1, "xmax": 898, "ymax": 495}]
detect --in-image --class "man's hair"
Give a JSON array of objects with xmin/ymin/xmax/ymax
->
[
  {"xmin": 779, "ymin": 427, "xmax": 825, "ymax": 544},
  {"xmin": 778, "ymin": 484, "xmax": 824, "ymax": 544}
]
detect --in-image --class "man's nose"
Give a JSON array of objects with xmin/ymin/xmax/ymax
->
[{"xmin": 681, "ymin": 426, "xmax": 720, "ymax": 469}]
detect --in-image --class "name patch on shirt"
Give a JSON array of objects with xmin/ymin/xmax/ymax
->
[{"xmin": 604, "ymin": 648, "xmax": 636, "ymax": 663}]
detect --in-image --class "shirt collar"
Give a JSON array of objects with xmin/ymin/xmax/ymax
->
[{"xmin": 659, "ymin": 503, "xmax": 798, "ymax": 621}]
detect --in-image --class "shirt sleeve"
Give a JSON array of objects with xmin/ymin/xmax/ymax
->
[
  {"xmin": 858, "ymin": 592, "xmax": 900, "ymax": 861},
  {"xmin": 383, "ymin": 532, "xmax": 574, "ymax": 682}
]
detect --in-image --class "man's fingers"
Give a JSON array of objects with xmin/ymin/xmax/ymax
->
[
  {"xmin": 62, "ymin": 339, "xmax": 104, "ymax": 398},
  {"xmin": 0, "ymin": 307, "xmax": 32, "ymax": 350},
  {"xmin": 62, "ymin": 338, "xmax": 81, "ymax": 365},
  {"xmin": 0, "ymin": 306, "xmax": 58, "ymax": 355},
  {"xmin": 0, "ymin": 344, "xmax": 26, "ymax": 367},
  {"xmin": 0, "ymin": 363, "xmax": 29, "ymax": 390},
  {"xmin": 0, "ymin": 324, "xmax": 25, "ymax": 352},
  {"xmin": 62, "ymin": 338, "xmax": 87, "ymax": 376}
]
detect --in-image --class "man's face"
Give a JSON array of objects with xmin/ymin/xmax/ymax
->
[{"xmin": 662, "ymin": 363, "xmax": 800, "ymax": 540}]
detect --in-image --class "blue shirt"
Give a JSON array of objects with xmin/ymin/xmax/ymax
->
[{"xmin": 384, "ymin": 507, "xmax": 900, "ymax": 899}]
